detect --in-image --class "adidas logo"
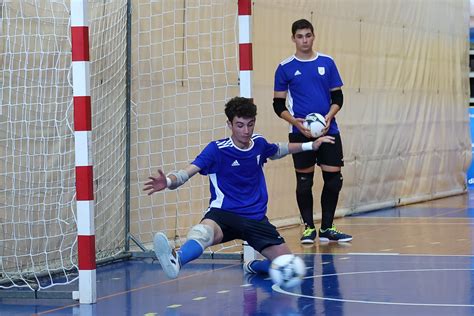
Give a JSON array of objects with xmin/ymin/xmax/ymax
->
[
  {"xmin": 231, "ymin": 160, "xmax": 240, "ymax": 167},
  {"xmin": 294, "ymin": 70, "xmax": 301, "ymax": 76}
]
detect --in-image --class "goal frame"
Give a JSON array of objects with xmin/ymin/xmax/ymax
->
[{"xmin": 0, "ymin": 0, "xmax": 252, "ymax": 305}]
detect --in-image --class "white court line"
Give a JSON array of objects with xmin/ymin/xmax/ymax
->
[
  {"xmin": 334, "ymin": 221, "xmax": 474, "ymax": 225},
  {"xmin": 345, "ymin": 253, "xmax": 474, "ymax": 257},
  {"xmin": 348, "ymin": 252, "xmax": 400, "ymax": 255},
  {"xmin": 294, "ymin": 252, "xmax": 474, "ymax": 257},
  {"xmin": 273, "ymin": 268, "xmax": 474, "ymax": 307}
]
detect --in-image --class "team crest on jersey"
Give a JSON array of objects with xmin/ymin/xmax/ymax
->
[{"xmin": 318, "ymin": 67, "xmax": 325, "ymax": 75}]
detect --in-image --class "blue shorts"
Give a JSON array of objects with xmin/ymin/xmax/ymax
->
[{"xmin": 202, "ymin": 208, "xmax": 285, "ymax": 253}]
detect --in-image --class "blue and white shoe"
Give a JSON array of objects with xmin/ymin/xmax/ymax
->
[
  {"xmin": 243, "ymin": 260, "xmax": 258, "ymax": 274},
  {"xmin": 319, "ymin": 225, "xmax": 352, "ymax": 243},
  {"xmin": 153, "ymin": 232, "xmax": 180, "ymax": 279}
]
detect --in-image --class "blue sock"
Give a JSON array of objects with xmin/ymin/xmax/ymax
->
[
  {"xmin": 250, "ymin": 259, "xmax": 271, "ymax": 274},
  {"xmin": 177, "ymin": 239, "xmax": 204, "ymax": 266}
]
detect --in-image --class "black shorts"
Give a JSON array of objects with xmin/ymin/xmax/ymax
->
[
  {"xmin": 289, "ymin": 132, "xmax": 344, "ymax": 169},
  {"xmin": 202, "ymin": 208, "xmax": 285, "ymax": 253}
]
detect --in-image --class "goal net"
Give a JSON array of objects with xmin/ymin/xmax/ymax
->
[
  {"xmin": 0, "ymin": 0, "xmax": 128, "ymax": 290},
  {"xmin": 0, "ymin": 0, "xmax": 241, "ymax": 292},
  {"xmin": 130, "ymin": 0, "xmax": 241, "ymax": 254}
]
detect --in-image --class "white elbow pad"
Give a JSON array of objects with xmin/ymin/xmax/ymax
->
[{"xmin": 270, "ymin": 142, "xmax": 289, "ymax": 160}]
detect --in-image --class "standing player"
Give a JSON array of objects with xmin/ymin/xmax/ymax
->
[
  {"xmin": 143, "ymin": 97, "xmax": 335, "ymax": 279},
  {"xmin": 273, "ymin": 19, "xmax": 352, "ymax": 244}
]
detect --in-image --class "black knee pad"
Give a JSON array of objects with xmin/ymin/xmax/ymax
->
[
  {"xmin": 296, "ymin": 172, "xmax": 314, "ymax": 194},
  {"xmin": 322, "ymin": 171, "xmax": 343, "ymax": 193}
]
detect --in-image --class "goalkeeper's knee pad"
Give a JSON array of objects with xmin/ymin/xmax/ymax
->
[
  {"xmin": 322, "ymin": 171, "xmax": 343, "ymax": 193},
  {"xmin": 296, "ymin": 172, "xmax": 314, "ymax": 195},
  {"xmin": 187, "ymin": 224, "xmax": 214, "ymax": 249}
]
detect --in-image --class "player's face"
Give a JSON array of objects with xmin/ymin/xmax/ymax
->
[
  {"xmin": 292, "ymin": 28, "xmax": 314, "ymax": 54},
  {"xmin": 228, "ymin": 116, "xmax": 255, "ymax": 148}
]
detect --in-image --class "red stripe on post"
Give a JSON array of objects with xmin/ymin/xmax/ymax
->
[
  {"xmin": 74, "ymin": 96, "xmax": 92, "ymax": 131},
  {"xmin": 78, "ymin": 235, "xmax": 96, "ymax": 270},
  {"xmin": 71, "ymin": 26, "xmax": 90, "ymax": 62},
  {"xmin": 238, "ymin": 0, "xmax": 251, "ymax": 15},
  {"xmin": 239, "ymin": 43, "xmax": 253, "ymax": 71},
  {"xmin": 76, "ymin": 166, "xmax": 94, "ymax": 200}
]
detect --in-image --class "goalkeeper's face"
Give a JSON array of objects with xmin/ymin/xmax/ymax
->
[
  {"xmin": 228, "ymin": 116, "xmax": 256, "ymax": 148},
  {"xmin": 292, "ymin": 28, "xmax": 314, "ymax": 54}
]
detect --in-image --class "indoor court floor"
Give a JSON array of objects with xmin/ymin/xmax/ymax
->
[{"xmin": 1, "ymin": 190, "xmax": 474, "ymax": 315}]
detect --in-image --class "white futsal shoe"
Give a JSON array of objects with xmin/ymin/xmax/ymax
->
[
  {"xmin": 153, "ymin": 232, "xmax": 180, "ymax": 279},
  {"xmin": 243, "ymin": 260, "xmax": 259, "ymax": 274}
]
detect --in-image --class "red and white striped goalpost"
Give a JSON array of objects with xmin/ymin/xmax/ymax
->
[
  {"xmin": 238, "ymin": 0, "xmax": 252, "ymax": 99},
  {"xmin": 71, "ymin": 0, "xmax": 97, "ymax": 304},
  {"xmin": 238, "ymin": 0, "xmax": 257, "ymax": 261},
  {"xmin": 68, "ymin": 1, "xmax": 251, "ymax": 302}
]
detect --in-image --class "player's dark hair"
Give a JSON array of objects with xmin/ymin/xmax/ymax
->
[
  {"xmin": 224, "ymin": 97, "xmax": 257, "ymax": 121},
  {"xmin": 291, "ymin": 19, "xmax": 314, "ymax": 36}
]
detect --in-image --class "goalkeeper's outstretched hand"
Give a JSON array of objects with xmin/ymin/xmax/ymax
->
[
  {"xmin": 312, "ymin": 135, "xmax": 335, "ymax": 150},
  {"xmin": 143, "ymin": 169, "xmax": 167, "ymax": 195}
]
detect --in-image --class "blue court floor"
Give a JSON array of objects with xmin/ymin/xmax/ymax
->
[{"xmin": 1, "ymin": 191, "xmax": 474, "ymax": 316}]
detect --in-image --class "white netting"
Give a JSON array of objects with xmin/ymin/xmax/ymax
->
[
  {"xmin": 0, "ymin": 0, "xmax": 242, "ymax": 292},
  {"xmin": 0, "ymin": 0, "xmax": 128, "ymax": 290},
  {"xmin": 130, "ymin": 0, "xmax": 241, "ymax": 253}
]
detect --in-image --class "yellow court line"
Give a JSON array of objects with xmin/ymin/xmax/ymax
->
[{"xmin": 33, "ymin": 262, "xmax": 242, "ymax": 316}]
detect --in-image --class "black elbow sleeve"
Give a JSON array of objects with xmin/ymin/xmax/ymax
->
[
  {"xmin": 273, "ymin": 98, "xmax": 287, "ymax": 117},
  {"xmin": 330, "ymin": 89, "xmax": 343, "ymax": 109}
]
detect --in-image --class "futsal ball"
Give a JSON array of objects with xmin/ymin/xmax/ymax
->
[
  {"xmin": 269, "ymin": 254, "xmax": 306, "ymax": 288},
  {"xmin": 303, "ymin": 112, "xmax": 326, "ymax": 138}
]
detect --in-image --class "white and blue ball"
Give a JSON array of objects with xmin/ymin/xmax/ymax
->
[
  {"xmin": 303, "ymin": 112, "xmax": 326, "ymax": 138},
  {"xmin": 269, "ymin": 254, "xmax": 306, "ymax": 288}
]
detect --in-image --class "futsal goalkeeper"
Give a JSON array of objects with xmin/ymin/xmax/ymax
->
[
  {"xmin": 143, "ymin": 97, "xmax": 335, "ymax": 279},
  {"xmin": 273, "ymin": 18, "xmax": 351, "ymax": 244}
]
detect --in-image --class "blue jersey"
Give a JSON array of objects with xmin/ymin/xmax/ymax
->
[
  {"xmin": 191, "ymin": 134, "xmax": 278, "ymax": 220},
  {"xmin": 274, "ymin": 53, "xmax": 343, "ymax": 135}
]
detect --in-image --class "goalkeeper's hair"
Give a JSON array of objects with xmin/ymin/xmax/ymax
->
[
  {"xmin": 291, "ymin": 19, "xmax": 314, "ymax": 36},
  {"xmin": 224, "ymin": 97, "xmax": 257, "ymax": 121}
]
